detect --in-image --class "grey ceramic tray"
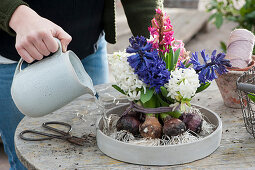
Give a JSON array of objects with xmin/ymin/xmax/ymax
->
[{"xmin": 96, "ymin": 104, "xmax": 222, "ymax": 165}]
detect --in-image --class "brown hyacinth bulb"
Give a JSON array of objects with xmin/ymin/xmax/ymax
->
[
  {"xmin": 163, "ymin": 117, "xmax": 186, "ymax": 136},
  {"xmin": 116, "ymin": 114, "xmax": 141, "ymax": 135},
  {"xmin": 180, "ymin": 112, "xmax": 203, "ymax": 133},
  {"xmin": 139, "ymin": 116, "xmax": 162, "ymax": 139}
]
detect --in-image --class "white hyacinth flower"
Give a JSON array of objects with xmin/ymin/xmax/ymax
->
[
  {"xmin": 165, "ymin": 68, "xmax": 200, "ymax": 101},
  {"xmin": 108, "ymin": 51, "xmax": 146, "ymax": 101}
]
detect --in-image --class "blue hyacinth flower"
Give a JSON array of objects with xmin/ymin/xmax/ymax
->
[
  {"xmin": 189, "ymin": 50, "xmax": 231, "ymax": 84},
  {"xmin": 126, "ymin": 36, "xmax": 152, "ymax": 53},
  {"xmin": 126, "ymin": 36, "xmax": 170, "ymax": 92},
  {"xmin": 177, "ymin": 61, "xmax": 186, "ymax": 69}
]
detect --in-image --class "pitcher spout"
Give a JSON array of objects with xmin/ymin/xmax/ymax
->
[
  {"xmin": 86, "ymin": 85, "xmax": 97, "ymax": 96},
  {"xmin": 87, "ymin": 86, "xmax": 99, "ymax": 99}
]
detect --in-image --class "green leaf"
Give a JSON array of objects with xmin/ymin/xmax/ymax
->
[
  {"xmin": 185, "ymin": 63, "xmax": 192, "ymax": 68},
  {"xmin": 157, "ymin": 94, "xmax": 182, "ymax": 119},
  {"xmin": 162, "ymin": 46, "xmax": 167, "ymax": 62},
  {"xmin": 160, "ymin": 86, "xmax": 169, "ymax": 98},
  {"xmin": 140, "ymin": 87, "xmax": 154, "ymax": 104},
  {"xmin": 240, "ymin": 6, "xmax": 247, "ymax": 16},
  {"xmin": 162, "ymin": 54, "xmax": 166, "ymax": 63},
  {"xmin": 142, "ymin": 94, "xmax": 158, "ymax": 108},
  {"xmin": 167, "ymin": 48, "xmax": 174, "ymax": 71},
  {"xmin": 112, "ymin": 85, "xmax": 126, "ymax": 95},
  {"xmin": 208, "ymin": 13, "xmax": 216, "ymax": 21},
  {"xmin": 173, "ymin": 48, "xmax": 181, "ymax": 69},
  {"xmin": 196, "ymin": 82, "xmax": 211, "ymax": 93},
  {"xmin": 248, "ymin": 93, "xmax": 255, "ymax": 103},
  {"xmin": 156, "ymin": 94, "xmax": 169, "ymax": 106},
  {"xmin": 246, "ymin": 11, "xmax": 255, "ymax": 19},
  {"xmin": 166, "ymin": 52, "xmax": 170, "ymax": 69},
  {"xmin": 164, "ymin": 47, "xmax": 180, "ymax": 71},
  {"xmin": 220, "ymin": 41, "xmax": 227, "ymax": 53},
  {"xmin": 159, "ymin": 87, "xmax": 175, "ymax": 104},
  {"xmin": 215, "ymin": 13, "xmax": 223, "ymax": 28}
]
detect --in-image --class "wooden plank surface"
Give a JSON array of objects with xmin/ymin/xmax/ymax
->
[
  {"xmin": 165, "ymin": 8, "xmax": 209, "ymax": 43},
  {"xmin": 107, "ymin": 8, "xmax": 210, "ymax": 54},
  {"xmin": 15, "ymin": 81, "xmax": 255, "ymax": 169}
]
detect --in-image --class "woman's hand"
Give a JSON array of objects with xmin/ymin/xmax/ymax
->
[{"xmin": 9, "ymin": 5, "xmax": 72, "ymax": 63}]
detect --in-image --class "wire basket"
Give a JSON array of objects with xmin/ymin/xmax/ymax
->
[{"xmin": 237, "ymin": 66, "xmax": 255, "ymax": 137}]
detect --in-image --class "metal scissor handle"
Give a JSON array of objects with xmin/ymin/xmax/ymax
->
[
  {"xmin": 42, "ymin": 121, "xmax": 72, "ymax": 135},
  {"xmin": 43, "ymin": 121, "xmax": 86, "ymax": 146},
  {"xmin": 20, "ymin": 130, "xmax": 58, "ymax": 141}
]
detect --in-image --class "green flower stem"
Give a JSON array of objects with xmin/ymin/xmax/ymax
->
[
  {"xmin": 161, "ymin": 111, "xmax": 182, "ymax": 119},
  {"xmin": 156, "ymin": 93, "xmax": 182, "ymax": 119},
  {"xmin": 141, "ymin": 94, "xmax": 159, "ymax": 117},
  {"xmin": 160, "ymin": 113, "xmax": 169, "ymax": 120}
]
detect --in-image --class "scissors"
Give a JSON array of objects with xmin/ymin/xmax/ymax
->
[{"xmin": 19, "ymin": 121, "xmax": 86, "ymax": 146}]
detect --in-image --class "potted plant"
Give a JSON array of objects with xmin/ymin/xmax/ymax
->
[
  {"xmin": 215, "ymin": 28, "xmax": 254, "ymax": 108},
  {"xmin": 107, "ymin": 8, "xmax": 230, "ymax": 139},
  {"xmin": 96, "ymin": 8, "xmax": 230, "ymax": 165},
  {"xmin": 207, "ymin": 0, "xmax": 255, "ymax": 107}
]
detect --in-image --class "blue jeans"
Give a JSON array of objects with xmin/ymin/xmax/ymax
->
[
  {"xmin": 82, "ymin": 34, "xmax": 109, "ymax": 85},
  {"xmin": 0, "ymin": 35, "xmax": 108, "ymax": 170}
]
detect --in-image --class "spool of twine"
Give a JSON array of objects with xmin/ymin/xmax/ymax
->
[{"xmin": 226, "ymin": 29, "xmax": 255, "ymax": 69}]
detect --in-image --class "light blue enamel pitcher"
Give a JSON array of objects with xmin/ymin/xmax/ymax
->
[{"xmin": 11, "ymin": 39, "xmax": 96, "ymax": 117}]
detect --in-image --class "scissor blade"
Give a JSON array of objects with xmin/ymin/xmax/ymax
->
[{"xmin": 67, "ymin": 136, "xmax": 86, "ymax": 146}]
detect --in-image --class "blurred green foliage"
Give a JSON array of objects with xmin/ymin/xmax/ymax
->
[{"xmin": 207, "ymin": 0, "xmax": 255, "ymax": 54}]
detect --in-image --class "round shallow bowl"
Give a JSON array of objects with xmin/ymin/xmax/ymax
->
[{"xmin": 96, "ymin": 104, "xmax": 222, "ymax": 165}]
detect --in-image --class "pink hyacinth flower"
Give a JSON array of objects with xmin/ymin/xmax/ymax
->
[
  {"xmin": 148, "ymin": 8, "xmax": 175, "ymax": 55},
  {"xmin": 172, "ymin": 40, "xmax": 190, "ymax": 67}
]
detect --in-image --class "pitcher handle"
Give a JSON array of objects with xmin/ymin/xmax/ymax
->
[
  {"xmin": 53, "ymin": 38, "xmax": 63, "ymax": 56},
  {"xmin": 14, "ymin": 58, "xmax": 24, "ymax": 77},
  {"xmin": 14, "ymin": 38, "xmax": 62, "ymax": 77}
]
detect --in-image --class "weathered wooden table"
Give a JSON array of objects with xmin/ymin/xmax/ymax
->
[{"xmin": 15, "ymin": 82, "xmax": 255, "ymax": 169}]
